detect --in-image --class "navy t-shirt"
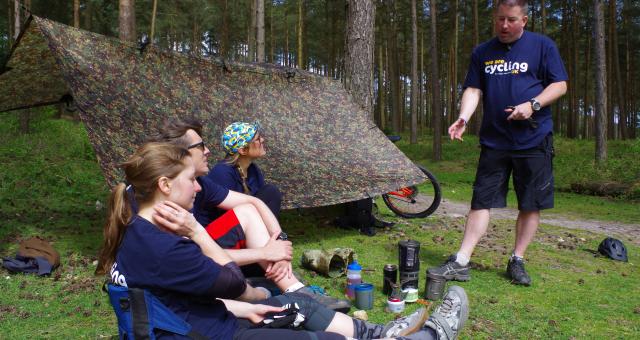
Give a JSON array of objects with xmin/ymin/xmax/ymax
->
[
  {"xmin": 193, "ymin": 176, "xmax": 230, "ymax": 227},
  {"xmin": 463, "ymin": 30, "xmax": 568, "ymax": 150},
  {"xmin": 110, "ymin": 216, "xmax": 238, "ymax": 339},
  {"xmin": 208, "ymin": 161, "xmax": 265, "ymax": 196}
]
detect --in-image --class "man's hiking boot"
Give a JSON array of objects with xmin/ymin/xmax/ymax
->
[
  {"xmin": 427, "ymin": 255, "xmax": 471, "ymax": 281},
  {"xmin": 424, "ymin": 286, "xmax": 469, "ymax": 340},
  {"xmin": 382, "ymin": 307, "xmax": 430, "ymax": 337},
  {"xmin": 506, "ymin": 257, "xmax": 531, "ymax": 286},
  {"xmin": 295, "ymin": 285, "xmax": 351, "ymax": 313}
]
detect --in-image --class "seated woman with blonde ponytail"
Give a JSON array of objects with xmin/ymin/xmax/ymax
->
[{"xmin": 94, "ymin": 142, "xmax": 468, "ymax": 340}]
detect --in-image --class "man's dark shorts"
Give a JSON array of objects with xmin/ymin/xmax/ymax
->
[{"xmin": 471, "ymin": 133, "xmax": 554, "ymax": 211}]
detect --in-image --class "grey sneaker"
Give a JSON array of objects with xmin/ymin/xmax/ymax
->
[
  {"xmin": 294, "ymin": 286, "xmax": 351, "ymax": 314},
  {"xmin": 424, "ymin": 285, "xmax": 469, "ymax": 340},
  {"xmin": 507, "ymin": 256, "xmax": 531, "ymax": 286},
  {"xmin": 427, "ymin": 255, "xmax": 471, "ymax": 281},
  {"xmin": 382, "ymin": 307, "xmax": 430, "ymax": 337}
]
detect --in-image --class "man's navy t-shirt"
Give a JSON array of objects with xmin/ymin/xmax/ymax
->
[
  {"xmin": 208, "ymin": 161, "xmax": 266, "ymax": 196},
  {"xmin": 193, "ymin": 176, "xmax": 230, "ymax": 227},
  {"xmin": 463, "ymin": 30, "xmax": 568, "ymax": 150},
  {"xmin": 110, "ymin": 216, "xmax": 238, "ymax": 339}
]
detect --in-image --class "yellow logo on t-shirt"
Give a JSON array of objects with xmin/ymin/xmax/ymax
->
[{"xmin": 484, "ymin": 59, "xmax": 528, "ymax": 75}]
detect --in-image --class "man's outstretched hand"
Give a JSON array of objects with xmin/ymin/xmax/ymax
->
[{"xmin": 448, "ymin": 118, "xmax": 467, "ymax": 141}]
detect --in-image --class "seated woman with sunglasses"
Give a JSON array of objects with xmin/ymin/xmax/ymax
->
[
  {"xmin": 97, "ymin": 142, "xmax": 469, "ymax": 340},
  {"xmin": 207, "ymin": 122, "xmax": 282, "ymax": 220}
]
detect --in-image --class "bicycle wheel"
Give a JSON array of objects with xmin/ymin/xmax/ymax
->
[{"xmin": 382, "ymin": 164, "xmax": 442, "ymax": 218}]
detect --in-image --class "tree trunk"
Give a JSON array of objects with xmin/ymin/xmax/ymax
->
[
  {"xmin": 386, "ymin": 0, "xmax": 401, "ymax": 133},
  {"xmin": 119, "ymin": 0, "xmax": 136, "ymax": 42},
  {"xmin": 248, "ymin": 0, "xmax": 256, "ymax": 62},
  {"xmin": 472, "ymin": 0, "xmax": 482, "ymax": 135},
  {"xmin": 269, "ymin": 0, "xmax": 273, "ymax": 63},
  {"xmin": 430, "ymin": 0, "xmax": 442, "ymax": 161},
  {"xmin": 150, "ymin": 0, "xmax": 157, "ymax": 41},
  {"xmin": 449, "ymin": 0, "xmax": 459, "ymax": 128},
  {"xmin": 583, "ymin": 11, "xmax": 591, "ymax": 139},
  {"xmin": 256, "ymin": 0, "xmax": 265, "ymax": 62},
  {"xmin": 594, "ymin": 0, "xmax": 607, "ymax": 163},
  {"xmin": 221, "ymin": 0, "xmax": 229, "ymax": 58},
  {"xmin": 623, "ymin": 0, "xmax": 634, "ymax": 139},
  {"xmin": 606, "ymin": 0, "xmax": 615, "ymax": 139},
  {"xmin": 344, "ymin": 0, "xmax": 375, "ymax": 120},
  {"xmin": 409, "ymin": 0, "xmax": 418, "ymax": 143},
  {"xmin": 296, "ymin": 0, "xmax": 304, "ymax": 69},
  {"xmin": 611, "ymin": 3, "xmax": 626, "ymax": 139},
  {"xmin": 284, "ymin": 5, "xmax": 289, "ymax": 67},
  {"xmin": 13, "ymin": 0, "xmax": 19, "ymax": 40},
  {"xmin": 73, "ymin": 0, "xmax": 80, "ymax": 28},
  {"xmin": 568, "ymin": 2, "xmax": 579, "ymax": 138},
  {"xmin": 377, "ymin": 40, "xmax": 385, "ymax": 129}
]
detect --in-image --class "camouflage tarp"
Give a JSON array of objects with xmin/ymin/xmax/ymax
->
[{"xmin": 0, "ymin": 16, "xmax": 426, "ymax": 209}]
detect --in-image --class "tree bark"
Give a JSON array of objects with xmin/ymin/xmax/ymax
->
[
  {"xmin": 256, "ymin": 0, "xmax": 265, "ymax": 62},
  {"xmin": 611, "ymin": 2, "xmax": 626, "ymax": 139},
  {"xmin": 344, "ymin": 0, "xmax": 375, "ymax": 120},
  {"xmin": 583, "ymin": 10, "xmax": 591, "ymax": 139},
  {"xmin": 377, "ymin": 39, "xmax": 385, "ymax": 129},
  {"xmin": 219, "ymin": 0, "xmax": 228, "ymax": 58},
  {"xmin": 269, "ymin": 0, "xmax": 274, "ymax": 63},
  {"xmin": 409, "ymin": 0, "xmax": 418, "ymax": 143},
  {"xmin": 284, "ymin": 5, "xmax": 289, "ymax": 67},
  {"xmin": 119, "ymin": 0, "xmax": 136, "ymax": 42},
  {"xmin": 594, "ymin": 0, "xmax": 607, "ymax": 163},
  {"xmin": 430, "ymin": 0, "xmax": 442, "ymax": 161},
  {"xmin": 13, "ymin": 0, "xmax": 19, "ymax": 40},
  {"xmin": 150, "ymin": 0, "xmax": 157, "ymax": 41},
  {"xmin": 296, "ymin": 0, "xmax": 304, "ymax": 69},
  {"xmin": 386, "ymin": 0, "xmax": 401, "ymax": 133},
  {"xmin": 623, "ymin": 0, "xmax": 634, "ymax": 138},
  {"xmin": 606, "ymin": 0, "xmax": 615, "ymax": 139},
  {"xmin": 471, "ymin": 0, "xmax": 482, "ymax": 135},
  {"xmin": 248, "ymin": 0, "xmax": 256, "ymax": 62},
  {"xmin": 449, "ymin": 0, "xmax": 459, "ymax": 128},
  {"xmin": 73, "ymin": 0, "xmax": 80, "ymax": 28}
]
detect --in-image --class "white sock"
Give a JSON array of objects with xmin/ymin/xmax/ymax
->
[
  {"xmin": 511, "ymin": 252, "xmax": 524, "ymax": 261},
  {"xmin": 455, "ymin": 252, "xmax": 470, "ymax": 266},
  {"xmin": 284, "ymin": 282, "xmax": 305, "ymax": 293}
]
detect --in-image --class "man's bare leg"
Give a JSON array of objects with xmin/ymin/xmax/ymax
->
[
  {"xmin": 513, "ymin": 210, "xmax": 539, "ymax": 257},
  {"xmin": 458, "ymin": 209, "xmax": 491, "ymax": 259}
]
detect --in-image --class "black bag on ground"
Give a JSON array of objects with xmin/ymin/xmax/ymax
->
[{"xmin": 334, "ymin": 199, "xmax": 376, "ymax": 236}]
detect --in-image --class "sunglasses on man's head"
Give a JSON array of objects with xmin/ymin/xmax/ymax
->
[{"xmin": 188, "ymin": 141, "xmax": 206, "ymax": 151}]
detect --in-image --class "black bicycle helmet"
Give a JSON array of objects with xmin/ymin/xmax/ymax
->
[{"xmin": 598, "ymin": 237, "xmax": 628, "ymax": 262}]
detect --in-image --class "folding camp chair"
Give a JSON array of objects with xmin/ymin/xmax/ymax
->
[{"xmin": 105, "ymin": 284, "xmax": 207, "ymax": 340}]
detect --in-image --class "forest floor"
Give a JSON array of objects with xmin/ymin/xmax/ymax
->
[{"xmin": 435, "ymin": 198, "xmax": 640, "ymax": 246}]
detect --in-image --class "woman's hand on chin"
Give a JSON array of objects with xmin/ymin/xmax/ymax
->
[{"xmin": 153, "ymin": 201, "xmax": 204, "ymax": 239}]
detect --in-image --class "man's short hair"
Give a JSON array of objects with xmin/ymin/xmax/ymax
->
[
  {"xmin": 495, "ymin": 0, "xmax": 529, "ymax": 15},
  {"xmin": 148, "ymin": 117, "xmax": 203, "ymax": 148}
]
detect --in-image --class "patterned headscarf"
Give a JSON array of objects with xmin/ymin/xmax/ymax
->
[{"xmin": 221, "ymin": 121, "xmax": 261, "ymax": 155}]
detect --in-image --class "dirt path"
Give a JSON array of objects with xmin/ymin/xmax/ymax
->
[{"xmin": 434, "ymin": 198, "xmax": 640, "ymax": 246}]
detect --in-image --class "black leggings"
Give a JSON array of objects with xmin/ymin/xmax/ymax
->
[{"xmin": 233, "ymin": 293, "xmax": 344, "ymax": 340}]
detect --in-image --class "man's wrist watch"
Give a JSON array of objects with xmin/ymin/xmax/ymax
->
[
  {"xmin": 529, "ymin": 98, "xmax": 541, "ymax": 111},
  {"xmin": 276, "ymin": 232, "xmax": 288, "ymax": 241}
]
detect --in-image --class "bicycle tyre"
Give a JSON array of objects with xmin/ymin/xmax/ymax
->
[{"xmin": 382, "ymin": 164, "xmax": 442, "ymax": 218}]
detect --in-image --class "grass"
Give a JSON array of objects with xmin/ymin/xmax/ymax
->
[{"xmin": 1, "ymin": 110, "xmax": 639, "ymax": 339}]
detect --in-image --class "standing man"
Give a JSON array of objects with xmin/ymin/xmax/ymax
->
[{"xmin": 428, "ymin": 0, "xmax": 567, "ymax": 286}]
